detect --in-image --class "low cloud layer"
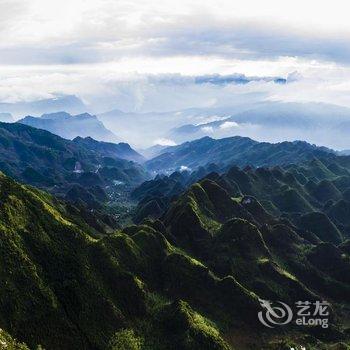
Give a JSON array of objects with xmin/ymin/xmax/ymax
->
[
  {"xmin": 1, "ymin": 0, "xmax": 350, "ymax": 150},
  {"xmin": 2, "ymin": 64, "xmax": 350, "ymax": 114},
  {"xmin": 1, "ymin": 0, "xmax": 350, "ymax": 111}
]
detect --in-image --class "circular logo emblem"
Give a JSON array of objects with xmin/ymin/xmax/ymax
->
[{"xmin": 258, "ymin": 299, "xmax": 293, "ymax": 328}]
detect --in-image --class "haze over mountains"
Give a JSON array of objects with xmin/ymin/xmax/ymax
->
[
  {"xmin": 0, "ymin": 113, "xmax": 14, "ymax": 123},
  {"xmin": 145, "ymin": 136, "xmax": 335, "ymax": 172},
  {"xmin": 0, "ymin": 60, "xmax": 350, "ymax": 350},
  {"xmin": 95, "ymin": 101, "xmax": 350, "ymax": 150},
  {"xmin": 3, "ymin": 94, "xmax": 350, "ymax": 151},
  {"xmin": 19, "ymin": 111, "xmax": 120, "ymax": 143},
  {"xmin": 0, "ymin": 108, "xmax": 350, "ymax": 348},
  {"xmin": 0, "ymin": 95, "xmax": 87, "ymax": 118},
  {"xmin": 3, "ymin": 0, "xmax": 350, "ymax": 348},
  {"xmin": 73, "ymin": 136, "xmax": 145, "ymax": 163},
  {"xmin": 168, "ymin": 101, "xmax": 350, "ymax": 150}
]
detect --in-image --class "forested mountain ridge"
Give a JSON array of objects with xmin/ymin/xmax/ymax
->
[
  {"xmin": 136, "ymin": 153, "xmax": 350, "ymax": 241},
  {"xmin": 0, "ymin": 122, "xmax": 149, "ymax": 205},
  {"xmin": 0, "ymin": 166, "xmax": 349, "ymax": 349},
  {"xmin": 0, "ymin": 124, "xmax": 349, "ymax": 349},
  {"xmin": 73, "ymin": 136, "xmax": 146, "ymax": 164},
  {"xmin": 145, "ymin": 136, "xmax": 334, "ymax": 172}
]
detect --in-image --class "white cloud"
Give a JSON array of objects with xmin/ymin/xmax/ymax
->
[
  {"xmin": 180, "ymin": 165, "xmax": 191, "ymax": 172},
  {"xmin": 195, "ymin": 115, "xmax": 231, "ymax": 125},
  {"xmin": 220, "ymin": 121, "xmax": 239, "ymax": 129},
  {"xmin": 201, "ymin": 126, "xmax": 214, "ymax": 133},
  {"xmin": 0, "ymin": 0, "xmax": 350, "ymax": 117},
  {"xmin": 3, "ymin": 61, "xmax": 350, "ymax": 114},
  {"xmin": 154, "ymin": 138, "xmax": 177, "ymax": 146}
]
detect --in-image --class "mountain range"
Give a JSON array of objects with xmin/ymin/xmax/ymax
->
[
  {"xmin": 0, "ymin": 116, "xmax": 349, "ymax": 349},
  {"xmin": 18, "ymin": 111, "xmax": 120, "ymax": 143},
  {"xmin": 0, "ymin": 157, "xmax": 349, "ymax": 349},
  {"xmin": 137, "ymin": 154, "xmax": 350, "ymax": 232},
  {"xmin": 95, "ymin": 101, "xmax": 350, "ymax": 150},
  {"xmin": 3, "ymin": 99, "xmax": 350, "ymax": 150},
  {"xmin": 0, "ymin": 122, "xmax": 149, "ymax": 211},
  {"xmin": 145, "ymin": 136, "xmax": 334, "ymax": 172},
  {"xmin": 73, "ymin": 136, "xmax": 145, "ymax": 163},
  {"xmin": 168, "ymin": 101, "xmax": 350, "ymax": 150},
  {"xmin": 0, "ymin": 95, "xmax": 86, "ymax": 118}
]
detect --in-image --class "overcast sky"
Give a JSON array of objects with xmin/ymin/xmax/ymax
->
[{"xmin": 1, "ymin": 0, "xmax": 350, "ymax": 111}]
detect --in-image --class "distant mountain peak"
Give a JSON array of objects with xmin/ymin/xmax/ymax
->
[
  {"xmin": 146, "ymin": 135, "xmax": 335, "ymax": 172},
  {"xmin": 74, "ymin": 112, "xmax": 97, "ymax": 119},
  {"xmin": 169, "ymin": 101, "xmax": 350, "ymax": 150},
  {"xmin": 18, "ymin": 111, "xmax": 120, "ymax": 143},
  {"xmin": 0, "ymin": 94, "xmax": 87, "ymax": 118},
  {"xmin": 41, "ymin": 111, "xmax": 71, "ymax": 120}
]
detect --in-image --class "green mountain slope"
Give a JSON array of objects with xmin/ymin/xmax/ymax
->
[
  {"xmin": 0, "ymin": 173, "xmax": 254, "ymax": 349},
  {"xmin": 142, "ymin": 155, "xmax": 350, "ymax": 243},
  {"xmin": 0, "ymin": 122, "xmax": 149, "ymax": 209},
  {"xmin": 0, "ymin": 169, "xmax": 349, "ymax": 349}
]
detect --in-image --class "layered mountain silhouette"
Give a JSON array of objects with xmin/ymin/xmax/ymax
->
[
  {"xmin": 0, "ymin": 95, "xmax": 86, "ymax": 117},
  {"xmin": 139, "ymin": 144, "xmax": 169, "ymax": 159},
  {"xmin": 0, "ymin": 119, "xmax": 349, "ymax": 349},
  {"xmin": 97, "ymin": 109, "xmax": 184, "ymax": 148},
  {"xmin": 0, "ymin": 122, "xmax": 149, "ymax": 209},
  {"xmin": 73, "ymin": 136, "xmax": 145, "ymax": 163},
  {"xmin": 137, "ymin": 154, "xmax": 350, "ymax": 236},
  {"xmin": 146, "ymin": 136, "xmax": 334, "ymax": 172},
  {"xmin": 168, "ymin": 101, "xmax": 350, "ymax": 150},
  {"xmin": 18, "ymin": 111, "xmax": 120, "ymax": 143}
]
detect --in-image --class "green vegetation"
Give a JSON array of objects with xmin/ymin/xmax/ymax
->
[
  {"xmin": 1, "ymin": 142, "xmax": 350, "ymax": 349},
  {"xmin": 145, "ymin": 136, "xmax": 334, "ymax": 172},
  {"xmin": 0, "ymin": 121, "xmax": 149, "ymax": 207},
  {"xmin": 107, "ymin": 329, "xmax": 142, "ymax": 350},
  {"xmin": 0, "ymin": 329, "xmax": 29, "ymax": 350}
]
